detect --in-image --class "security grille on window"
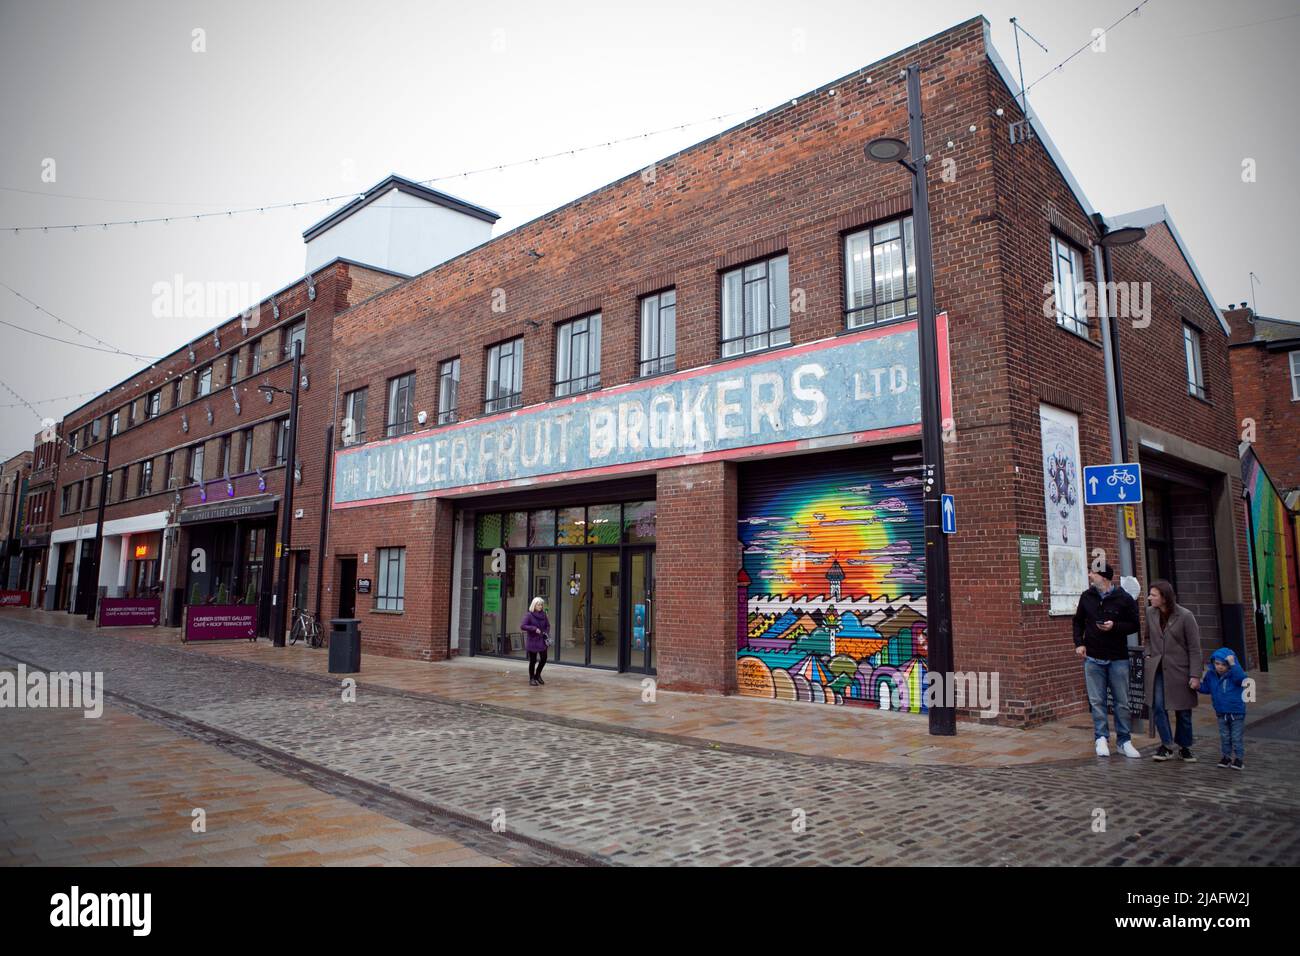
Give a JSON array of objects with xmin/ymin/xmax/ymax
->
[
  {"xmin": 283, "ymin": 318, "xmax": 306, "ymax": 359},
  {"xmin": 189, "ymin": 445, "xmax": 205, "ymax": 483},
  {"xmin": 197, "ymin": 366, "xmax": 213, "ymax": 397},
  {"xmin": 555, "ymin": 314, "xmax": 601, "ymax": 396},
  {"xmin": 845, "ymin": 216, "xmax": 917, "ymax": 329},
  {"xmin": 1290, "ymin": 351, "xmax": 1300, "ymax": 401},
  {"xmin": 385, "ymin": 373, "xmax": 415, "ymax": 437},
  {"xmin": 1183, "ymin": 323, "xmax": 1207, "ymax": 400},
  {"xmin": 485, "ymin": 338, "xmax": 524, "ymax": 413},
  {"xmin": 343, "ymin": 388, "xmax": 367, "ymax": 445},
  {"xmin": 438, "ymin": 359, "xmax": 460, "ymax": 424},
  {"xmin": 139, "ymin": 460, "xmax": 153, "ymax": 495},
  {"xmin": 639, "ymin": 290, "xmax": 676, "ymax": 376},
  {"xmin": 721, "ymin": 254, "xmax": 790, "ymax": 357},
  {"xmin": 1051, "ymin": 235, "xmax": 1089, "ymax": 337},
  {"xmin": 376, "ymin": 547, "xmax": 406, "ymax": 611}
]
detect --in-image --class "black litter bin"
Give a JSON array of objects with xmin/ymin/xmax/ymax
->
[{"xmin": 329, "ymin": 618, "xmax": 361, "ymax": 673}]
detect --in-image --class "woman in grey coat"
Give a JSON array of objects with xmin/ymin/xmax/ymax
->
[{"xmin": 1143, "ymin": 579, "xmax": 1203, "ymax": 762}]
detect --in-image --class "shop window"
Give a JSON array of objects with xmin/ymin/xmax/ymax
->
[
  {"xmin": 485, "ymin": 338, "xmax": 524, "ymax": 413},
  {"xmin": 438, "ymin": 358, "xmax": 460, "ymax": 425},
  {"xmin": 557, "ymin": 506, "xmax": 585, "ymax": 546},
  {"xmin": 555, "ymin": 313, "xmax": 602, "ymax": 396},
  {"xmin": 343, "ymin": 388, "xmax": 367, "ymax": 445},
  {"xmin": 721, "ymin": 254, "xmax": 790, "ymax": 357},
  {"xmin": 623, "ymin": 500, "xmax": 657, "ymax": 543},
  {"xmin": 376, "ymin": 547, "xmax": 406, "ymax": 612},
  {"xmin": 1051, "ymin": 234, "xmax": 1088, "ymax": 338},
  {"xmin": 528, "ymin": 509, "xmax": 556, "ymax": 547},
  {"xmin": 386, "ymin": 372, "xmax": 415, "ymax": 437},
  {"xmin": 587, "ymin": 503, "xmax": 620, "ymax": 544},
  {"xmin": 505, "ymin": 511, "xmax": 528, "ymax": 548},
  {"xmin": 475, "ymin": 512, "xmax": 503, "ymax": 549},
  {"xmin": 845, "ymin": 216, "xmax": 917, "ymax": 329},
  {"xmin": 639, "ymin": 289, "xmax": 676, "ymax": 376}
]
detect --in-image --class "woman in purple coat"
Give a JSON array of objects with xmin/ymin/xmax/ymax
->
[{"xmin": 520, "ymin": 597, "xmax": 551, "ymax": 686}]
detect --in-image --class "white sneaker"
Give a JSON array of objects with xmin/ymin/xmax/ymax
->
[
  {"xmin": 1095, "ymin": 737, "xmax": 1110, "ymax": 757},
  {"xmin": 1119, "ymin": 741, "xmax": 1141, "ymax": 758}
]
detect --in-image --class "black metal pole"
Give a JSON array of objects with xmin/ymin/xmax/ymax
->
[
  {"xmin": 315, "ymin": 423, "xmax": 333, "ymax": 623},
  {"xmin": 85, "ymin": 426, "xmax": 113, "ymax": 620},
  {"xmin": 905, "ymin": 64, "xmax": 956, "ymax": 736},
  {"xmin": 1100, "ymin": 243, "xmax": 1135, "ymax": 575},
  {"xmin": 271, "ymin": 342, "xmax": 302, "ymax": 646}
]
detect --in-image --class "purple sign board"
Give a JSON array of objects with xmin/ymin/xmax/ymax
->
[
  {"xmin": 184, "ymin": 604, "xmax": 257, "ymax": 642},
  {"xmin": 97, "ymin": 597, "xmax": 161, "ymax": 627}
]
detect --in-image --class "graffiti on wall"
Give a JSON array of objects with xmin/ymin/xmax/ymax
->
[
  {"xmin": 736, "ymin": 463, "xmax": 927, "ymax": 712},
  {"xmin": 1243, "ymin": 451, "xmax": 1296, "ymax": 658}
]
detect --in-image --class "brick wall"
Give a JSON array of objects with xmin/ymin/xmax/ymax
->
[
  {"xmin": 1228, "ymin": 308, "xmax": 1300, "ymax": 495},
  {"xmin": 1169, "ymin": 485, "xmax": 1222, "ymax": 649}
]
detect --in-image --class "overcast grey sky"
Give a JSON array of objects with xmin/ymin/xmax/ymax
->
[{"xmin": 2, "ymin": 0, "xmax": 1297, "ymax": 459}]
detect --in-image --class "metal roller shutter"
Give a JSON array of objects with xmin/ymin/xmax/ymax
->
[{"xmin": 737, "ymin": 446, "xmax": 928, "ymax": 711}]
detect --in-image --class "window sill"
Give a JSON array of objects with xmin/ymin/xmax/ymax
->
[
  {"xmin": 1187, "ymin": 391, "xmax": 1212, "ymax": 406},
  {"xmin": 370, "ymin": 608, "xmax": 404, "ymax": 616},
  {"xmin": 717, "ymin": 340, "xmax": 793, "ymax": 363},
  {"xmin": 1054, "ymin": 320, "xmax": 1102, "ymax": 348}
]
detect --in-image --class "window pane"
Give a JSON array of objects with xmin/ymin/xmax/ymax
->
[
  {"xmin": 769, "ymin": 255, "xmax": 789, "ymax": 330},
  {"xmin": 640, "ymin": 297, "xmax": 657, "ymax": 365},
  {"xmin": 660, "ymin": 299, "xmax": 675, "ymax": 363},
  {"xmin": 587, "ymin": 503, "xmax": 620, "ymax": 544},
  {"xmin": 556, "ymin": 324, "xmax": 572, "ymax": 384},
  {"xmin": 722, "ymin": 270, "xmax": 743, "ymax": 342},
  {"xmin": 588, "ymin": 315, "xmax": 601, "ymax": 376},
  {"xmin": 556, "ymin": 506, "xmax": 585, "ymax": 546},
  {"xmin": 846, "ymin": 231, "xmax": 872, "ymax": 312},
  {"xmin": 903, "ymin": 216, "xmax": 916, "ymax": 297},
  {"xmin": 505, "ymin": 511, "xmax": 528, "ymax": 548},
  {"xmin": 475, "ymin": 513, "xmax": 502, "ymax": 549},
  {"xmin": 622, "ymin": 500, "xmax": 656, "ymax": 543},
  {"xmin": 528, "ymin": 509, "xmax": 555, "ymax": 547}
]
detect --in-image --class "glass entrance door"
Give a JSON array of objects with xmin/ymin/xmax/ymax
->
[
  {"xmin": 589, "ymin": 550, "xmax": 620, "ymax": 668},
  {"xmin": 625, "ymin": 549, "xmax": 655, "ymax": 673}
]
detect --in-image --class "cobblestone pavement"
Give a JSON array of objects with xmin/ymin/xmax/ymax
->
[{"xmin": 2, "ymin": 619, "xmax": 1298, "ymax": 866}]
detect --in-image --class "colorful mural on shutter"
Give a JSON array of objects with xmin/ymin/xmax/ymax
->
[
  {"xmin": 1242, "ymin": 449, "xmax": 1296, "ymax": 659},
  {"xmin": 736, "ymin": 450, "xmax": 927, "ymax": 711}
]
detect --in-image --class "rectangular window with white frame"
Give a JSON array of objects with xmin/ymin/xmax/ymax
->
[
  {"xmin": 845, "ymin": 216, "xmax": 917, "ymax": 329},
  {"xmin": 721, "ymin": 254, "xmax": 790, "ymax": 357},
  {"xmin": 1183, "ymin": 322, "xmax": 1206, "ymax": 400},
  {"xmin": 376, "ymin": 547, "xmax": 406, "ymax": 612},
  {"xmin": 1051, "ymin": 235, "xmax": 1089, "ymax": 337},
  {"xmin": 555, "ymin": 314, "xmax": 601, "ymax": 396},
  {"xmin": 639, "ymin": 289, "xmax": 676, "ymax": 376},
  {"xmin": 1290, "ymin": 351, "xmax": 1300, "ymax": 401},
  {"xmin": 283, "ymin": 317, "xmax": 306, "ymax": 360},
  {"xmin": 438, "ymin": 358, "xmax": 460, "ymax": 425},
  {"xmin": 485, "ymin": 338, "xmax": 524, "ymax": 413}
]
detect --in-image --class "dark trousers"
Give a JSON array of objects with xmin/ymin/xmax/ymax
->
[{"xmin": 528, "ymin": 650, "xmax": 548, "ymax": 680}]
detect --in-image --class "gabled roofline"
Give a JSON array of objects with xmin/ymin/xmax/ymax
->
[
  {"xmin": 1104, "ymin": 205, "xmax": 1231, "ymax": 337},
  {"xmin": 983, "ymin": 21, "xmax": 1099, "ymax": 223},
  {"xmin": 302, "ymin": 174, "xmax": 501, "ymax": 241}
]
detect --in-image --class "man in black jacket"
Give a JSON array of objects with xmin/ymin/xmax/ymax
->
[{"xmin": 1073, "ymin": 564, "xmax": 1141, "ymax": 758}]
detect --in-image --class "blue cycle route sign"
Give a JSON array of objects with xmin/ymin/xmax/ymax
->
[{"xmin": 1083, "ymin": 462, "xmax": 1143, "ymax": 505}]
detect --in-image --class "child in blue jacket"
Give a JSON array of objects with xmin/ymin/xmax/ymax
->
[{"xmin": 1198, "ymin": 647, "xmax": 1248, "ymax": 770}]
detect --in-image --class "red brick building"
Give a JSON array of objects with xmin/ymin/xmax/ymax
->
[
  {"xmin": 1228, "ymin": 306, "xmax": 1300, "ymax": 503},
  {"xmin": 0, "ymin": 450, "xmax": 33, "ymax": 591},
  {"xmin": 316, "ymin": 17, "xmax": 1256, "ymax": 724}
]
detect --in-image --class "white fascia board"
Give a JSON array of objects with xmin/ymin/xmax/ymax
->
[{"xmin": 1105, "ymin": 205, "xmax": 1232, "ymax": 337}]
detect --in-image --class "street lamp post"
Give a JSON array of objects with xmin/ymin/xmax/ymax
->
[
  {"xmin": 84, "ymin": 425, "xmax": 113, "ymax": 621},
  {"xmin": 865, "ymin": 64, "xmax": 955, "ymax": 735},
  {"xmin": 266, "ymin": 341, "xmax": 302, "ymax": 647}
]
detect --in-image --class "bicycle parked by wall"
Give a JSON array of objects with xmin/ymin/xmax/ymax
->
[{"xmin": 289, "ymin": 606, "xmax": 323, "ymax": 648}]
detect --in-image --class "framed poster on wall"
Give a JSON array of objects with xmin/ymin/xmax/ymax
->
[{"xmin": 1039, "ymin": 403, "xmax": 1087, "ymax": 615}]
